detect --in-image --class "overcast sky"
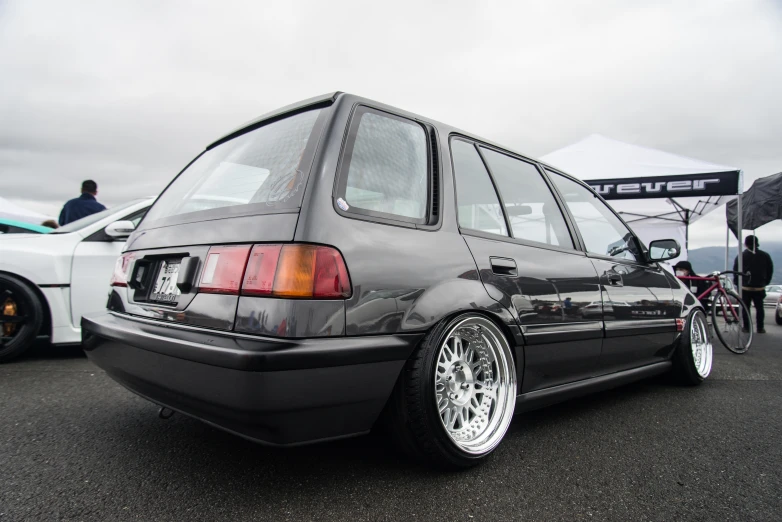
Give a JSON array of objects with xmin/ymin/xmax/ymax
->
[{"xmin": 1, "ymin": 0, "xmax": 781, "ymax": 249}]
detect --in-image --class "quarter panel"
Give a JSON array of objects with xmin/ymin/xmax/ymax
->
[
  {"xmin": 0, "ymin": 234, "xmax": 78, "ymax": 285},
  {"xmin": 70, "ymin": 240, "xmax": 125, "ymax": 327}
]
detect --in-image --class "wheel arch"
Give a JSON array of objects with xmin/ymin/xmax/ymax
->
[
  {"xmin": 374, "ymin": 306, "xmax": 524, "ymax": 434},
  {"xmin": 426, "ymin": 308, "xmax": 522, "ymax": 366}
]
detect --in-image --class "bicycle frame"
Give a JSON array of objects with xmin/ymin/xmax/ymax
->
[{"xmin": 677, "ymin": 274, "xmax": 741, "ymax": 322}]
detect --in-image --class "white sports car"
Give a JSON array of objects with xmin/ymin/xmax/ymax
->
[{"xmin": 0, "ymin": 198, "xmax": 153, "ymax": 362}]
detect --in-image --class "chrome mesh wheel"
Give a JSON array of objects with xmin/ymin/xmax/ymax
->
[{"xmin": 434, "ymin": 316, "xmax": 516, "ymax": 455}]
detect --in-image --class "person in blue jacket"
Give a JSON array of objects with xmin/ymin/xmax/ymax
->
[{"xmin": 58, "ymin": 180, "xmax": 106, "ymax": 226}]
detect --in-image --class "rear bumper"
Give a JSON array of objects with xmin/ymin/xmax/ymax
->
[{"xmin": 82, "ymin": 312, "xmax": 422, "ymax": 446}]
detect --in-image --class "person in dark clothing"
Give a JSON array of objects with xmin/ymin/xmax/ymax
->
[
  {"xmin": 58, "ymin": 180, "xmax": 107, "ymax": 226},
  {"xmin": 674, "ymin": 260, "xmax": 711, "ymax": 305},
  {"xmin": 733, "ymin": 235, "xmax": 774, "ymax": 333},
  {"xmin": 674, "ymin": 261, "xmax": 709, "ymax": 293}
]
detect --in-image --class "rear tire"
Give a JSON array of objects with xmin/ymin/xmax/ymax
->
[
  {"xmin": 385, "ymin": 314, "xmax": 517, "ymax": 470},
  {"xmin": 711, "ymin": 290, "xmax": 752, "ymax": 354},
  {"xmin": 776, "ymin": 307, "xmax": 782, "ymax": 326},
  {"xmin": 672, "ymin": 309, "xmax": 712, "ymax": 386},
  {"xmin": 0, "ymin": 274, "xmax": 44, "ymax": 363}
]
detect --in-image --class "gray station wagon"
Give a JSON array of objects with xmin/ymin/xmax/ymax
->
[{"xmin": 83, "ymin": 92, "xmax": 712, "ymax": 469}]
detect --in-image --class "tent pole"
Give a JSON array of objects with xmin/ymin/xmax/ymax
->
[
  {"xmin": 684, "ymin": 210, "xmax": 689, "ymax": 250},
  {"xmin": 737, "ymin": 193, "xmax": 743, "ymax": 299},
  {"xmin": 725, "ymin": 226, "xmax": 729, "ymax": 272}
]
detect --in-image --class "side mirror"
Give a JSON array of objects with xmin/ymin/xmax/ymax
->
[
  {"xmin": 104, "ymin": 220, "xmax": 135, "ymax": 240},
  {"xmin": 648, "ymin": 239, "xmax": 681, "ymax": 262}
]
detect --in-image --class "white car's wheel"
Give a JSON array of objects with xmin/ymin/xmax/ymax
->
[{"xmin": 0, "ymin": 274, "xmax": 44, "ymax": 363}]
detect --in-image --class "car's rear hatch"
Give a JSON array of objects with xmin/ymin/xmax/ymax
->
[{"xmin": 110, "ymin": 101, "xmax": 341, "ymax": 335}]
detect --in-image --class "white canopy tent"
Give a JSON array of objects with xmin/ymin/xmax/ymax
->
[
  {"xmin": 0, "ymin": 196, "xmax": 52, "ymax": 225},
  {"xmin": 540, "ymin": 134, "xmax": 742, "ymax": 266}
]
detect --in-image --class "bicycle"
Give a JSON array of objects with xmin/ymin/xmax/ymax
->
[{"xmin": 677, "ymin": 270, "xmax": 752, "ymax": 354}]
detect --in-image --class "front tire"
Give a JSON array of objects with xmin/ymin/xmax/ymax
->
[
  {"xmin": 672, "ymin": 309, "xmax": 712, "ymax": 386},
  {"xmin": 0, "ymin": 274, "xmax": 44, "ymax": 363},
  {"xmin": 386, "ymin": 314, "xmax": 517, "ymax": 469},
  {"xmin": 776, "ymin": 307, "xmax": 782, "ymax": 326}
]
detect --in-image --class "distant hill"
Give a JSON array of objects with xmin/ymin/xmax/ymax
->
[{"xmin": 688, "ymin": 241, "xmax": 782, "ymax": 284}]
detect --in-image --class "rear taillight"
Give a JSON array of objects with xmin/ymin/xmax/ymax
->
[
  {"xmin": 198, "ymin": 245, "xmax": 252, "ymax": 295},
  {"xmin": 242, "ymin": 244, "xmax": 283, "ymax": 296},
  {"xmin": 271, "ymin": 245, "xmax": 351, "ymax": 298},
  {"xmin": 197, "ymin": 244, "xmax": 351, "ymax": 299},
  {"xmin": 110, "ymin": 253, "xmax": 135, "ymax": 287}
]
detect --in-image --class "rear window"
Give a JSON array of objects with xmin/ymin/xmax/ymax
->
[{"xmin": 143, "ymin": 109, "xmax": 325, "ymax": 226}]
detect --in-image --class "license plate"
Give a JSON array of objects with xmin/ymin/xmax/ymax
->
[{"xmin": 150, "ymin": 261, "xmax": 181, "ymax": 303}]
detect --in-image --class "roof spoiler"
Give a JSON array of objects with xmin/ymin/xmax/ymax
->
[{"xmin": 206, "ymin": 92, "xmax": 342, "ymax": 150}]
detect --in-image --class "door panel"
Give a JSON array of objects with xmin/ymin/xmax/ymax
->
[
  {"xmin": 545, "ymin": 170, "xmax": 677, "ymax": 371},
  {"xmin": 464, "ymin": 235, "xmax": 603, "ymax": 392},
  {"xmin": 449, "ymin": 138, "xmax": 603, "ymax": 393},
  {"xmin": 70, "ymin": 240, "xmax": 125, "ymax": 326},
  {"xmin": 590, "ymin": 258, "xmax": 676, "ymax": 371}
]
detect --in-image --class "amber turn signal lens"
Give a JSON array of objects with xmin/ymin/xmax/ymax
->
[
  {"xmin": 273, "ymin": 245, "xmax": 318, "ymax": 297},
  {"xmin": 270, "ymin": 245, "xmax": 351, "ymax": 299}
]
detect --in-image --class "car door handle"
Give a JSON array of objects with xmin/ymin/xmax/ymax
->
[
  {"xmin": 606, "ymin": 272, "xmax": 623, "ymax": 286},
  {"xmin": 490, "ymin": 257, "xmax": 517, "ymax": 276}
]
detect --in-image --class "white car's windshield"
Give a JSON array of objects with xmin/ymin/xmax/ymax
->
[{"xmin": 50, "ymin": 200, "xmax": 143, "ymax": 234}]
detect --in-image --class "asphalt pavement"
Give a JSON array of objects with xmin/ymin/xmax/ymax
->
[{"xmin": 2, "ymin": 326, "xmax": 781, "ymax": 521}]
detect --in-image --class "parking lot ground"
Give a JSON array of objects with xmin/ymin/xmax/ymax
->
[{"xmin": 2, "ymin": 327, "xmax": 781, "ymax": 521}]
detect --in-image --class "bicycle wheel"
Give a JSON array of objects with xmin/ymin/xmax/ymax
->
[{"xmin": 711, "ymin": 289, "xmax": 752, "ymax": 354}]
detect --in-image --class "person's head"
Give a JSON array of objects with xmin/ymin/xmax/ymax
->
[
  {"xmin": 81, "ymin": 179, "xmax": 98, "ymax": 195},
  {"xmin": 674, "ymin": 260, "xmax": 696, "ymax": 277},
  {"xmin": 745, "ymin": 235, "xmax": 758, "ymax": 251},
  {"xmin": 41, "ymin": 219, "xmax": 59, "ymax": 229}
]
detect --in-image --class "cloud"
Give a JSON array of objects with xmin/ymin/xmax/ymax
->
[{"xmin": 1, "ymin": 0, "xmax": 781, "ymax": 244}]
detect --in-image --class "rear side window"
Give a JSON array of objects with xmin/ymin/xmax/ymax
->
[
  {"xmin": 450, "ymin": 139, "xmax": 508, "ymax": 236},
  {"xmin": 143, "ymin": 109, "xmax": 325, "ymax": 226},
  {"xmin": 480, "ymin": 148, "xmax": 574, "ymax": 248},
  {"xmin": 337, "ymin": 107, "xmax": 429, "ymax": 223}
]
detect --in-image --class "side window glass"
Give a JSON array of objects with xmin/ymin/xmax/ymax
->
[
  {"xmin": 480, "ymin": 148, "xmax": 574, "ymax": 248},
  {"xmin": 548, "ymin": 171, "xmax": 639, "ymax": 261},
  {"xmin": 340, "ymin": 108, "xmax": 429, "ymax": 222},
  {"xmin": 450, "ymin": 139, "xmax": 508, "ymax": 236},
  {"xmin": 124, "ymin": 209, "xmax": 148, "ymax": 227}
]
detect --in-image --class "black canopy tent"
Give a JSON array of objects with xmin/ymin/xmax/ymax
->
[
  {"xmin": 726, "ymin": 172, "xmax": 782, "ymax": 291},
  {"xmin": 726, "ymin": 171, "xmax": 782, "ymax": 236}
]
